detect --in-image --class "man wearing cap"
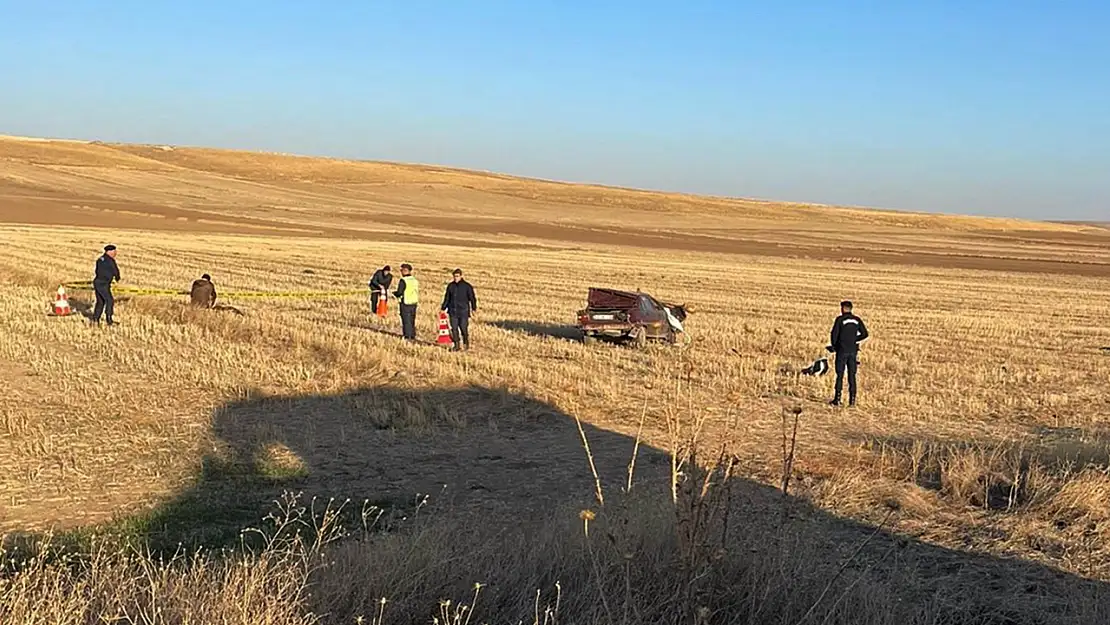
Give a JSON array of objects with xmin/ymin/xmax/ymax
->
[
  {"xmin": 826, "ymin": 300, "xmax": 870, "ymax": 407},
  {"xmin": 190, "ymin": 273, "xmax": 217, "ymax": 308},
  {"xmin": 368, "ymin": 265, "xmax": 393, "ymax": 318},
  {"xmin": 393, "ymin": 263, "xmax": 419, "ymax": 341},
  {"xmin": 92, "ymin": 245, "xmax": 121, "ymax": 326},
  {"xmin": 440, "ymin": 268, "xmax": 478, "ymax": 351}
]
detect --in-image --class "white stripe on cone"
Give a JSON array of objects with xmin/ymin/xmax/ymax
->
[
  {"xmin": 53, "ymin": 286, "xmax": 71, "ymax": 316},
  {"xmin": 436, "ymin": 312, "xmax": 452, "ymax": 345}
]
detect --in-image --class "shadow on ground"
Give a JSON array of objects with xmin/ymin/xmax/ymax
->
[
  {"xmin": 113, "ymin": 386, "xmax": 1110, "ymax": 622},
  {"xmin": 352, "ymin": 320, "xmax": 437, "ymax": 345},
  {"xmin": 66, "ymin": 291, "xmax": 130, "ymax": 321},
  {"xmin": 67, "ymin": 291, "xmax": 244, "ymax": 321},
  {"xmin": 67, "ymin": 293, "xmax": 95, "ymax": 320},
  {"xmin": 211, "ymin": 303, "xmax": 245, "ymax": 316},
  {"xmin": 487, "ymin": 319, "xmax": 583, "ymax": 341}
]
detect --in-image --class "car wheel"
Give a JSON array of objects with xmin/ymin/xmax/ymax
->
[
  {"xmin": 632, "ymin": 327, "xmax": 647, "ymax": 349},
  {"xmin": 582, "ymin": 333, "xmax": 596, "ymax": 345}
]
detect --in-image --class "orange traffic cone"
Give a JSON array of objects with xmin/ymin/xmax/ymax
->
[
  {"xmin": 376, "ymin": 290, "xmax": 388, "ymax": 318},
  {"xmin": 52, "ymin": 286, "xmax": 72, "ymax": 317},
  {"xmin": 436, "ymin": 311, "xmax": 453, "ymax": 347}
]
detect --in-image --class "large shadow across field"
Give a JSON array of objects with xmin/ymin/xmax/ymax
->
[
  {"xmin": 138, "ymin": 386, "xmax": 665, "ymax": 548},
  {"xmin": 139, "ymin": 385, "xmax": 1110, "ymax": 622}
]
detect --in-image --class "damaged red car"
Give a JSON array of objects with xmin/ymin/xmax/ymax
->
[{"xmin": 576, "ymin": 288, "xmax": 687, "ymax": 347}]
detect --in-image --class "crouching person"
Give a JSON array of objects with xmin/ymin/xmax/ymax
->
[{"xmin": 190, "ymin": 274, "xmax": 217, "ymax": 308}]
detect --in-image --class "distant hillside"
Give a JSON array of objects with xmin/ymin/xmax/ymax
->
[
  {"xmin": 1055, "ymin": 221, "xmax": 1110, "ymax": 229},
  {"xmin": 2, "ymin": 135, "xmax": 1108, "ymax": 276},
  {"xmin": 0, "ymin": 134, "xmax": 1074, "ymax": 231}
]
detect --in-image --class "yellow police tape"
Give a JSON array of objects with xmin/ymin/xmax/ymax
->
[{"xmin": 61, "ymin": 282, "xmax": 365, "ymax": 299}]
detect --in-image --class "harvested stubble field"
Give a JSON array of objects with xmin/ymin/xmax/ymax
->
[{"xmin": 1, "ymin": 136, "xmax": 1110, "ymax": 624}]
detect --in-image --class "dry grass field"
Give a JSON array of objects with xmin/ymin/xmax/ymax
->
[{"xmin": 1, "ymin": 136, "xmax": 1109, "ymax": 624}]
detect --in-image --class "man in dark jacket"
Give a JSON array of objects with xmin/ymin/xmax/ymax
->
[
  {"xmin": 190, "ymin": 274, "xmax": 217, "ymax": 308},
  {"xmin": 441, "ymin": 268, "xmax": 477, "ymax": 351},
  {"xmin": 827, "ymin": 300, "xmax": 869, "ymax": 406},
  {"xmin": 92, "ymin": 244, "xmax": 121, "ymax": 326},
  {"xmin": 368, "ymin": 265, "xmax": 392, "ymax": 317}
]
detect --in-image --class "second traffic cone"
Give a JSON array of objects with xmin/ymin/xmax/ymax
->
[
  {"xmin": 52, "ymin": 286, "xmax": 72, "ymax": 317},
  {"xmin": 376, "ymin": 291, "xmax": 388, "ymax": 318},
  {"xmin": 436, "ymin": 311, "xmax": 453, "ymax": 346}
]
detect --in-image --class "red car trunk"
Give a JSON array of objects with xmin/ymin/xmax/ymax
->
[{"xmin": 587, "ymin": 288, "xmax": 639, "ymax": 310}]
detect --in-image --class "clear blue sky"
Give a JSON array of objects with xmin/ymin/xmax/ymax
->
[{"xmin": 1, "ymin": 1, "xmax": 1107, "ymax": 219}]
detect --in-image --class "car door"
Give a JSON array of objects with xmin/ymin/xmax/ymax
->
[{"xmin": 638, "ymin": 295, "xmax": 668, "ymax": 338}]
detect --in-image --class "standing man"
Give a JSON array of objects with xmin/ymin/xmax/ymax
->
[
  {"xmin": 393, "ymin": 263, "xmax": 419, "ymax": 341},
  {"xmin": 827, "ymin": 300, "xmax": 869, "ymax": 407},
  {"xmin": 190, "ymin": 273, "xmax": 217, "ymax": 308},
  {"xmin": 368, "ymin": 265, "xmax": 393, "ymax": 319},
  {"xmin": 92, "ymin": 244, "xmax": 121, "ymax": 326},
  {"xmin": 441, "ymin": 268, "xmax": 477, "ymax": 351}
]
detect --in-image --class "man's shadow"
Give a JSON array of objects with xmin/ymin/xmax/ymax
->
[
  {"xmin": 66, "ymin": 291, "xmax": 109, "ymax": 320},
  {"xmin": 210, "ymin": 304, "xmax": 245, "ymax": 316},
  {"xmin": 353, "ymin": 320, "xmax": 437, "ymax": 345},
  {"xmin": 65, "ymin": 292, "xmax": 145, "ymax": 323},
  {"xmin": 66, "ymin": 291, "xmax": 244, "ymax": 319},
  {"xmin": 135, "ymin": 385, "xmax": 1110, "ymax": 622},
  {"xmin": 67, "ymin": 293, "xmax": 94, "ymax": 319}
]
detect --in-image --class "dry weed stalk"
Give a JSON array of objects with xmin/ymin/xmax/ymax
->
[
  {"xmin": 672, "ymin": 443, "xmax": 738, "ymax": 574},
  {"xmin": 781, "ymin": 404, "xmax": 803, "ymax": 498},
  {"xmin": 432, "ymin": 583, "xmax": 484, "ymax": 625},
  {"xmin": 571, "ymin": 403, "xmax": 615, "ymax": 624},
  {"xmin": 531, "ymin": 583, "xmax": 562, "ymax": 625},
  {"xmin": 663, "ymin": 373, "xmax": 740, "ymax": 621},
  {"xmin": 573, "ymin": 409, "xmax": 606, "ymax": 508},
  {"xmin": 571, "ymin": 367, "xmax": 744, "ymax": 623},
  {"xmin": 626, "ymin": 399, "xmax": 648, "ymax": 494}
]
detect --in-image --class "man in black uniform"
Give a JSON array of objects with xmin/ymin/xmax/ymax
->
[
  {"xmin": 827, "ymin": 300, "xmax": 869, "ymax": 406},
  {"xmin": 368, "ymin": 265, "xmax": 392, "ymax": 316},
  {"xmin": 92, "ymin": 244, "xmax": 121, "ymax": 326},
  {"xmin": 440, "ymin": 268, "xmax": 477, "ymax": 351}
]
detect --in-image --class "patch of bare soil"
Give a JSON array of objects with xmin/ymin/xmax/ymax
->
[
  {"xmin": 0, "ymin": 190, "xmax": 538, "ymax": 251},
  {"xmin": 6, "ymin": 189, "xmax": 1109, "ymax": 277}
]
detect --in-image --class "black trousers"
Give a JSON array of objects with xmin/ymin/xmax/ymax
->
[
  {"xmin": 92, "ymin": 281, "xmax": 114, "ymax": 324},
  {"xmin": 400, "ymin": 303, "xmax": 418, "ymax": 340},
  {"xmin": 449, "ymin": 312, "xmax": 470, "ymax": 346},
  {"xmin": 370, "ymin": 289, "xmax": 381, "ymax": 314},
  {"xmin": 834, "ymin": 351, "xmax": 858, "ymax": 403}
]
